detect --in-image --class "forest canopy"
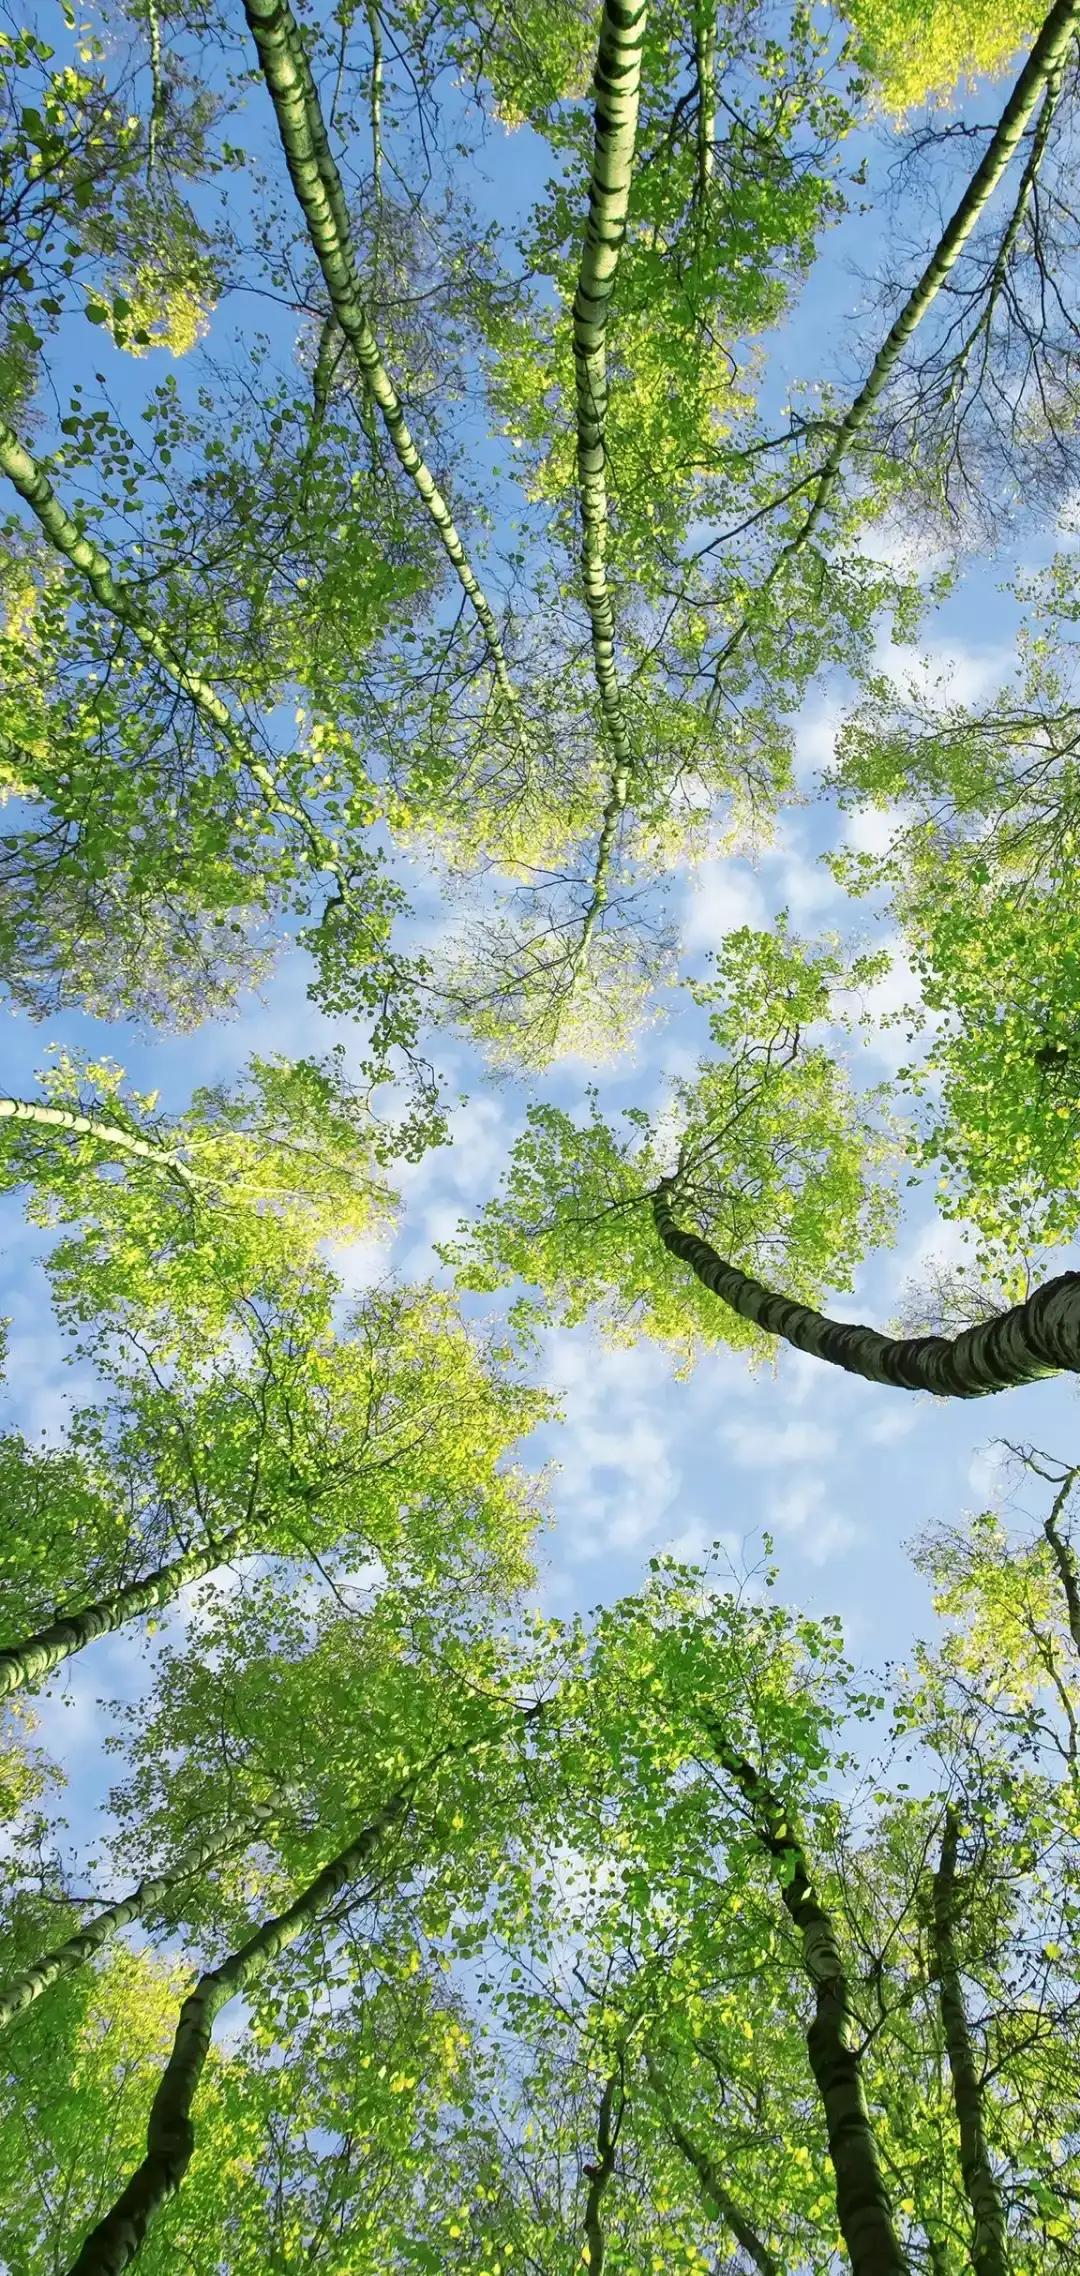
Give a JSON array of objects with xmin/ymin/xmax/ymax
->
[{"xmin": 3, "ymin": 0, "xmax": 1080, "ymax": 2269}]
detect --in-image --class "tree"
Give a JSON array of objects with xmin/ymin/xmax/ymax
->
[{"xmin": 8, "ymin": 0, "xmax": 1080, "ymax": 2266}]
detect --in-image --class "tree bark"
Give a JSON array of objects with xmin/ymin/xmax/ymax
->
[
  {"xmin": 65, "ymin": 1783, "xmax": 412, "ymax": 2275},
  {"xmin": 0, "ymin": 1526, "xmax": 248, "ymax": 1703},
  {"xmin": 0, "ymin": 1807, "xmax": 271, "ymax": 2030},
  {"xmin": 1042, "ymin": 1472, "xmax": 1080, "ymax": 1657},
  {"xmin": 570, "ymin": 0, "xmax": 647, "ymax": 969},
  {"xmin": 709, "ymin": 0, "xmax": 1080, "ymax": 691},
  {"xmin": 700, "ymin": 1716, "xmax": 909, "ymax": 2276},
  {"xmin": 644, "ymin": 2048, "xmax": 779, "ymax": 2276},
  {"xmin": 0, "ymin": 1096, "xmax": 197, "ymax": 1195},
  {"xmin": 654, "ymin": 1184, "xmax": 1080, "ymax": 1398},
  {"xmin": 583, "ymin": 2069, "xmax": 621, "ymax": 2276},
  {"xmin": 0, "ymin": 418, "xmax": 317, "ymax": 851},
  {"xmin": 931, "ymin": 1807, "xmax": 1010, "ymax": 2276},
  {"xmin": 242, "ymin": 0, "xmax": 520, "ymax": 715}
]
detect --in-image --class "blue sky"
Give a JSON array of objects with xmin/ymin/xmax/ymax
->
[{"xmin": 3, "ymin": 5, "xmax": 1079, "ymax": 1881}]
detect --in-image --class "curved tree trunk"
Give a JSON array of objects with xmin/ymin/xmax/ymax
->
[
  {"xmin": 0, "ymin": 1807, "xmax": 271, "ymax": 2030},
  {"xmin": 0, "ymin": 1097, "xmax": 197, "ymax": 1195},
  {"xmin": 242, "ymin": 0, "xmax": 520, "ymax": 715},
  {"xmin": 700, "ymin": 1716, "xmax": 909, "ymax": 2276},
  {"xmin": 931, "ymin": 1807, "xmax": 1010, "ymax": 2276},
  {"xmin": 0, "ymin": 418, "xmax": 316, "ymax": 850},
  {"xmin": 654, "ymin": 1185, "xmax": 1080, "ymax": 1398},
  {"xmin": 65, "ymin": 1782, "xmax": 412, "ymax": 2275},
  {"xmin": 0, "ymin": 1527, "xmax": 248, "ymax": 1703}
]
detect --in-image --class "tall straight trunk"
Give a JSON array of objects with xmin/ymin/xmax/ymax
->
[
  {"xmin": 643, "ymin": 2050, "xmax": 779, "ymax": 2276},
  {"xmin": 0, "ymin": 419, "xmax": 318, "ymax": 855},
  {"xmin": 66, "ymin": 1783, "xmax": 412, "ymax": 2275},
  {"xmin": 0, "ymin": 1807, "xmax": 271, "ymax": 2030},
  {"xmin": 931, "ymin": 1807, "xmax": 1010, "ymax": 2276},
  {"xmin": 699, "ymin": 1716, "xmax": 908, "ymax": 2276},
  {"xmin": 583, "ymin": 2070, "xmax": 621, "ymax": 2276},
  {"xmin": 364, "ymin": 0, "xmax": 383, "ymax": 205},
  {"xmin": 709, "ymin": 0, "xmax": 1080, "ymax": 692},
  {"xmin": 569, "ymin": 0, "xmax": 647, "ymax": 971},
  {"xmin": 242, "ymin": 0, "xmax": 520, "ymax": 715},
  {"xmin": 0, "ymin": 1096, "xmax": 197, "ymax": 1195},
  {"xmin": 692, "ymin": 4, "xmax": 716, "ymax": 194},
  {"xmin": 653, "ymin": 1185, "xmax": 1080, "ymax": 1398},
  {"xmin": 0, "ymin": 1526, "xmax": 248, "ymax": 1703}
]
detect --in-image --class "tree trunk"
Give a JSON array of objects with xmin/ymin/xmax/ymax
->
[
  {"xmin": 0, "ymin": 418, "xmax": 313, "ymax": 848},
  {"xmin": 583, "ymin": 2070, "xmax": 621, "ymax": 2276},
  {"xmin": 242, "ymin": 0, "xmax": 520, "ymax": 715},
  {"xmin": 709, "ymin": 0, "xmax": 1080, "ymax": 690},
  {"xmin": 0, "ymin": 1807, "xmax": 271, "ymax": 2030},
  {"xmin": 65, "ymin": 1782, "xmax": 412, "ymax": 2275},
  {"xmin": 931, "ymin": 1807, "xmax": 1010, "ymax": 2276},
  {"xmin": 570, "ymin": 0, "xmax": 647, "ymax": 963},
  {"xmin": 0, "ymin": 1096, "xmax": 197, "ymax": 1195},
  {"xmin": 700, "ymin": 1716, "xmax": 909, "ymax": 2276},
  {"xmin": 1042, "ymin": 1473, "xmax": 1080, "ymax": 1657},
  {"xmin": 644, "ymin": 2048, "xmax": 779, "ymax": 2276},
  {"xmin": 654, "ymin": 1185, "xmax": 1080, "ymax": 1398},
  {"xmin": 0, "ymin": 1527, "xmax": 248, "ymax": 1702}
]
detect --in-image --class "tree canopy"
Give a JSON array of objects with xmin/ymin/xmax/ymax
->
[{"xmin": 3, "ymin": 0, "xmax": 1080, "ymax": 2268}]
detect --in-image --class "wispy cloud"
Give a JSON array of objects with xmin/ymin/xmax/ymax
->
[{"xmin": 721, "ymin": 1416, "xmax": 838, "ymax": 1468}]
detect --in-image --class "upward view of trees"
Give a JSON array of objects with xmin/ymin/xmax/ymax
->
[{"xmin": 3, "ymin": 0, "xmax": 1080, "ymax": 2266}]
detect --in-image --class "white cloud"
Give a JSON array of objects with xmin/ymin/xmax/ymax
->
[
  {"xmin": 558, "ymin": 1408, "xmax": 680, "ymax": 1558},
  {"xmin": 767, "ymin": 1477, "xmax": 857, "ymax": 1566},
  {"xmin": 968, "ymin": 1442, "xmax": 1010, "ymax": 1503},
  {"xmin": 873, "ymin": 633, "xmax": 1011, "ymax": 712},
  {"xmin": 843, "ymin": 800, "xmax": 913, "ymax": 859},
  {"xmin": 793, "ymin": 698, "xmax": 844, "ymax": 786},
  {"xmin": 764, "ymin": 821, "xmax": 839, "ymax": 923},
  {"xmin": 881, "ymin": 1211, "xmax": 974, "ymax": 1317},
  {"xmin": 683, "ymin": 859, "xmax": 768, "ymax": 953},
  {"xmin": 324, "ymin": 1230, "xmax": 394, "ymax": 1295},
  {"xmin": 863, "ymin": 1405, "xmax": 919, "ymax": 1447},
  {"xmin": 653, "ymin": 1521, "xmax": 737, "ymax": 1569},
  {"xmin": 855, "ymin": 516, "xmax": 952, "ymax": 583},
  {"xmin": 539, "ymin": 1330, "xmax": 681, "ymax": 1561},
  {"xmin": 854, "ymin": 937, "xmax": 929, "ymax": 1072},
  {"xmin": 721, "ymin": 1416, "xmax": 838, "ymax": 1468},
  {"xmin": 401, "ymin": 1092, "xmax": 514, "ymax": 1206}
]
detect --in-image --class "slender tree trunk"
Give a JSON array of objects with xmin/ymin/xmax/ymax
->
[
  {"xmin": 945, "ymin": 60, "xmax": 1064, "ymax": 406},
  {"xmin": 644, "ymin": 2049, "xmax": 779, "ymax": 2276},
  {"xmin": 0, "ymin": 419, "xmax": 318, "ymax": 852},
  {"xmin": 0, "ymin": 1807, "xmax": 271, "ymax": 2030},
  {"xmin": 931, "ymin": 1808, "xmax": 1010, "ymax": 2276},
  {"xmin": 300, "ymin": 310, "xmax": 347, "ymax": 503},
  {"xmin": 709, "ymin": 0, "xmax": 1080, "ymax": 691},
  {"xmin": 653, "ymin": 1184, "xmax": 1080, "ymax": 1398},
  {"xmin": 1042, "ymin": 1472, "xmax": 1080, "ymax": 1656},
  {"xmin": 0, "ymin": 1097, "xmax": 197, "ymax": 1195},
  {"xmin": 692, "ymin": 4, "xmax": 716, "ymax": 194},
  {"xmin": 242, "ymin": 0, "xmax": 521, "ymax": 715},
  {"xmin": 65, "ymin": 1783, "xmax": 412, "ymax": 2275},
  {"xmin": 571, "ymin": 0, "xmax": 647, "ymax": 972},
  {"xmin": 700, "ymin": 1716, "xmax": 908, "ymax": 2276},
  {"xmin": 0, "ymin": 1526, "xmax": 248, "ymax": 1703},
  {"xmin": 583, "ymin": 2069, "xmax": 621, "ymax": 2276},
  {"xmin": 365, "ymin": 0, "xmax": 383, "ymax": 206}
]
